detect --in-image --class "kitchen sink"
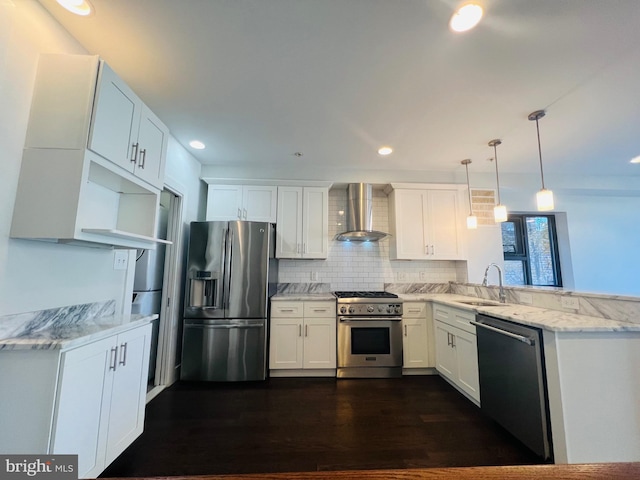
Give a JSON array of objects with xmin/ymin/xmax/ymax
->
[{"xmin": 457, "ymin": 300, "xmax": 508, "ymax": 307}]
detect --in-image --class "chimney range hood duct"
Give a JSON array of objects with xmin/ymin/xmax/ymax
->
[{"xmin": 335, "ymin": 183, "xmax": 390, "ymax": 242}]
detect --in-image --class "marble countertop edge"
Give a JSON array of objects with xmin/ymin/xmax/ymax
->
[
  {"xmin": 271, "ymin": 293, "xmax": 336, "ymax": 301},
  {"xmin": 0, "ymin": 313, "xmax": 157, "ymax": 351},
  {"xmin": 270, "ymin": 292, "xmax": 640, "ymax": 333}
]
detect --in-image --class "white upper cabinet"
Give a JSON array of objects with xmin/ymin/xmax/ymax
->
[
  {"xmin": 275, "ymin": 186, "xmax": 328, "ymax": 259},
  {"xmin": 11, "ymin": 54, "xmax": 170, "ymax": 249},
  {"xmin": 206, "ymin": 184, "xmax": 277, "ymax": 222},
  {"xmin": 388, "ymin": 184, "xmax": 466, "ymax": 260},
  {"xmin": 89, "ymin": 63, "xmax": 168, "ymax": 190}
]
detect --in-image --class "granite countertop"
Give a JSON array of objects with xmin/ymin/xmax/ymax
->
[
  {"xmin": 0, "ymin": 313, "xmax": 157, "ymax": 351},
  {"xmin": 400, "ymin": 293, "xmax": 640, "ymax": 333},
  {"xmin": 271, "ymin": 293, "xmax": 336, "ymax": 301}
]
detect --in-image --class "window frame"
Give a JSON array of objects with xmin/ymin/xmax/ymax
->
[{"xmin": 502, "ymin": 213, "xmax": 563, "ymax": 288}]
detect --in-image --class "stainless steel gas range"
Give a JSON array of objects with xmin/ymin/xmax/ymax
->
[{"xmin": 334, "ymin": 291, "xmax": 403, "ymax": 378}]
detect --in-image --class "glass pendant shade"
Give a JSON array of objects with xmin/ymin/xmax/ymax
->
[
  {"xmin": 467, "ymin": 214, "xmax": 478, "ymax": 229},
  {"xmin": 494, "ymin": 204, "xmax": 508, "ymax": 223},
  {"xmin": 536, "ymin": 188, "xmax": 555, "ymax": 211}
]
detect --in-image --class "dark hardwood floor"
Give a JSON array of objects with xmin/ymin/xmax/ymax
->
[{"xmin": 101, "ymin": 376, "xmax": 544, "ymax": 477}]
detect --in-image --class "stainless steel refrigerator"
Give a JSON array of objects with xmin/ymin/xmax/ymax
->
[
  {"xmin": 180, "ymin": 221, "xmax": 278, "ymax": 381},
  {"xmin": 132, "ymin": 204, "xmax": 168, "ymax": 382}
]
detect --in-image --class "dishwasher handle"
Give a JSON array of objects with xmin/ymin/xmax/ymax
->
[{"xmin": 470, "ymin": 320, "xmax": 535, "ymax": 346}]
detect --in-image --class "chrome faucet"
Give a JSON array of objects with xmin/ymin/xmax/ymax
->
[{"xmin": 482, "ymin": 263, "xmax": 506, "ymax": 303}]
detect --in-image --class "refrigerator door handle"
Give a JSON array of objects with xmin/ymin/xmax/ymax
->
[{"xmin": 224, "ymin": 227, "xmax": 233, "ymax": 310}]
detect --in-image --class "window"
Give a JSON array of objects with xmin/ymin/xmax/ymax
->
[{"xmin": 501, "ymin": 214, "xmax": 562, "ymax": 287}]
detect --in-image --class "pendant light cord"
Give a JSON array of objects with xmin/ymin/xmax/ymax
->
[
  {"xmin": 535, "ymin": 117, "xmax": 546, "ymax": 189},
  {"xmin": 492, "ymin": 143, "xmax": 502, "ymax": 204},
  {"xmin": 464, "ymin": 161, "xmax": 473, "ymax": 214}
]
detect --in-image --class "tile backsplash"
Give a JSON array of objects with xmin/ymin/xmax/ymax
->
[{"xmin": 277, "ymin": 187, "xmax": 466, "ymax": 291}]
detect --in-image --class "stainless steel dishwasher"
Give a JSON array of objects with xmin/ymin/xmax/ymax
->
[{"xmin": 472, "ymin": 314, "xmax": 553, "ymax": 461}]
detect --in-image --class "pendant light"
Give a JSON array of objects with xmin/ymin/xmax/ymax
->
[
  {"xmin": 488, "ymin": 139, "xmax": 507, "ymax": 223},
  {"xmin": 528, "ymin": 109, "xmax": 554, "ymax": 211},
  {"xmin": 461, "ymin": 159, "xmax": 477, "ymax": 229}
]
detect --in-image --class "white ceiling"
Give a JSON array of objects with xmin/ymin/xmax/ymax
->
[{"xmin": 37, "ymin": 0, "xmax": 640, "ymax": 178}]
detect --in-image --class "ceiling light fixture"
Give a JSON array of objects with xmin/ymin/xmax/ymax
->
[
  {"xmin": 449, "ymin": 3, "xmax": 484, "ymax": 33},
  {"xmin": 461, "ymin": 159, "xmax": 477, "ymax": 229},
  {"xmin": 56, "ymin": 0, "xmax": 93, "ymax": 16},
  {"xmin": 630, "ymin": 155, "xmax": 640, "ymax": 164},
  {"xmin": 528, "ymin": 109, "xmax": 554, "ymax": 211},
  {"xmin": 488, "ymin": 139, "xmax": 507, "ymax": 223},
  {"xmin": 378, "ymin": 146, "xmax": 393, "ymax": 156},
  {"xmin": 189, "ymin": 140, "xmax": 206, "ymax": 150}
]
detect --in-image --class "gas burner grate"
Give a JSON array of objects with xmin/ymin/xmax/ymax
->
[{"xmin": 333, "ymin": 291, "xmax": 398, "ymax": 299}]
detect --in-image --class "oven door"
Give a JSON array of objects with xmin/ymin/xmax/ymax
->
[{"xmin": 337, "ymin": 316, "xmax": 403, "ymax": 368}]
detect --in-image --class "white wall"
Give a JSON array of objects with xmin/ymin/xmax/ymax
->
[
  {"xmin": 0, "ymin": 1, "xmax": 130, "ymax": 315},
  {"xmin": 498, "ymin": 173, "xmax": 640, "ymax": 296},
  {"xmin": 0, "ymin": 2, "xmax": 204, "ymax": 317}
]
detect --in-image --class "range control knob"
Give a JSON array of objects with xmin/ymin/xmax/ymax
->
[
  {"xmin": 339, "ymin": 306, "xmax": 347, "ymax": 314},
  {"xmin": 395, "ymin": 306, "xmax": 401, "ymax": 314},
  {"xmin": 378, "ymin": 305, "xmax": 384, "ymax": 312},
  {"xmin": 367, "ymin": 305, "xmax": 374, "ymax": 313},
  {"xmin": 387, "ymin": 306, "xmax": 392, "ymax": 313},
  {"xmin": 348, "ymin": 306, "xmax": 355, "ymax": 314}
]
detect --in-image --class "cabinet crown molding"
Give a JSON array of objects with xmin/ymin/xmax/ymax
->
[
  {"xmin": 385, "ymin": 183, "xmax": 465, "ymax": 194},
  {"xmin": 201, "ymin": 178, "xmax": 333, "ymax": 188}
]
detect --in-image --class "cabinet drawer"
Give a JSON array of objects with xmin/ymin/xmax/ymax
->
[
  {"xmin": 271, "ymin": 302, "xmax": 303, "ymax": 317},
  {"xmin": 452, "ymin": 308, "xmax": 476, "ymax": 334},
  {"xmin": 432, "ymin": 303, "xmax": 476, "ymax": 335},
  {"xmin": 403, "ymin": 302, "xmax": 427, "ymax": 318},
  {"xmin": 304, "ymin": 301, "xmax": 335, "ymax": 318}
]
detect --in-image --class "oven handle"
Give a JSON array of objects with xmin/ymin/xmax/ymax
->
[{"xmin": 338, "ymin": 316, "xmax": 402, "ymax": 322}]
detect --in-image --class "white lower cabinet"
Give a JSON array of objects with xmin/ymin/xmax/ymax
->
[
  {"xmin": 402, "ymin": 302, "xmax": 435, "ymax": 371},
  {"xmin": 269, "ymin": 300, "xmax": 336, "ymax": 376},
  {"xmin": 0, "ymin": 323, "xmax": 151, "ymax": 479},
  {"xmin": 433, "ymin": 303, "xmax": 480, "ymax": 404}
]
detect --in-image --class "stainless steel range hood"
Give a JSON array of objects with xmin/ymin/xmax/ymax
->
[{"xmin": 335, "ymin": 183, "xmax": 390, "ymax": 242}]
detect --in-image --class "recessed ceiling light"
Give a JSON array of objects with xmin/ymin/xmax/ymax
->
[
  {"xmin": 189, "ymin": 140, "xmax": 206, "ymax": 150},
  {"xmin": 449, "ymin": 3, "xmax": 484, "ymax": 33},
  {"xmin": 56, "ymin": 0, "xmax": 93, "ymax": 16},
  {"xmin": 378, "ymin": 146, "xmax": 393, "ymax": 156},
  {"xmin": 630, "ymin": 155, "xmax": 640, "ymax": 164}
]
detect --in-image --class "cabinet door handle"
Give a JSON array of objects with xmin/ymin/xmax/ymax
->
[
  {"xmin": 303, "ymin": 243, "xmax": 307, "ymax": 254},
  {"xmin": 139, "ymin": 149, "xmax": 146, "ymax": 169},
  {"xmin": 446, "ymin": 332, "xmax": 451, "ymax": 347},
  {"xmin": 451, "ymin": 335, "xmax": 456, "ymax": 348},
  {"xmin": 243, "ymin": 208, "xmax": 247, "ymax": 219},
  {"xmin": 130, "ymin": 142, "xmax": 139, "ymax": 163},
  {"xmin": 109, "ymin": 346, "xmax": 118, "ymax": 371},
  {"xmin": 404, "ymin": 325, "xmax": 408, "ymax": 336},
  {"xmin": 430, "ymin": 245, "xmax": 435, "ymax": 255},
  {"xmin": 297, "ymin": 243, "xmax": 301, "ymax": 254},
  {"xmin": 119, "ymin": 342, "xmax": 128, "ymax": 366},
  {"xmin": 298, "ymin": 324, "xmax": 302, "ymax": 337},
  {"xmin": 237, "ymin": 208, "xmax": 242, "ymax": 219},
  {"xmin": 305, "ymin": 325, "xmax": 308, "ymax": 337},
  {"xmin": 279, "ymin": 308, "xmax": 295, "ymax": 312}
]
